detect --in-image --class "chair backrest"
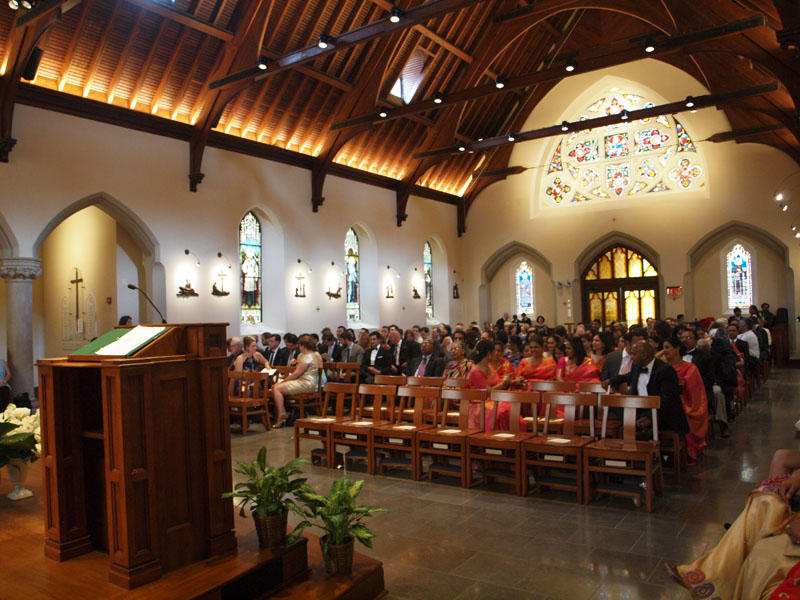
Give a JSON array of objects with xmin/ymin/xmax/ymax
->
[
  {"xmin": 442, "ymin": 377, "xmax": 468, "ymax": 389},
  {"xmin": 488, "ymin": 390, "xmax": 539, "ymax": 434},
  {"xmin": 577, "ymin": 382, "xmax": 608, "ymax": 394},
  {"xmin": 440, "ymin": 388, "xmax": 487, "ymax": 428},
  {"xmin": 599, "ymin": 394, "xmax": 660, "ymax": 442},
  {"xmin": 322, "ymin": 382, "xmax": 358, "ymax": 418},
  {"xmin": 395, "ymin": 386, "xmax": 441, "ymax": 425},
  {"xmin": 374, "ymin": 374, "xmax": 407, "ymax": 386},
  {"xmin": 527, "ymin": 380, "xmax": 574, "ymax": 393},
  {"xmin": 332, "ymin": 362, "xmax": 361, "ymax": 386},
  {"xmin": 541, "ymin": 392, "xmax": 596, "ymax": 436},
  {"xmin": 272, "ymin": 366, "xmax": 293, "ymax": 382},
  {"xmin": 407, "ymin": 376, "xmax": 444, "ymax": 388},
  {"xmin": 227, "ymin": 371, "xmax": 269, "ymax": 400},
  {"xmin": 355, "ymin": 383, "xmax": 397, "ymax": 420}
]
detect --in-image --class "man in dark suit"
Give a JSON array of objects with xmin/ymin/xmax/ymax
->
[
  {"xmin": 600, "ymin": 333, "xmax": 633, "ymax": 381},
  {"xmin": 605, "ymin": 340, "xmax": 688, "ymax": 435},
  {"xmin": 272, "ymin": 333, "xmax": 299, "ymax": 366},
  {"xmin": 318, "ymin": 332, "xmax": 342, "ymax": 362},
  {"xmin": 263, "ymin": 333, "xmax": 281, "ymax": 365},
  {"xmin": 388, "ymin": 326, "xmax": 420, "ymax": 374},
  {"xmin": 406, "ymin": 339, "xmax": 445, "ymax": 377},
  {"xmin": 679, "ymin": 328, "xmax": 715, "ymax": 403},
  {"xmin": 360, "ymin": 331, "xmax": 392, "ymax": 383}
]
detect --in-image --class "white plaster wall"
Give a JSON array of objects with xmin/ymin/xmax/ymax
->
[
  {"xmin": 116, "ymin": 244, "xmax": 140, "ymax": 324},
  {"xmin": 0, "ymin": 105, "xmax": 460, "ymax": 360}
]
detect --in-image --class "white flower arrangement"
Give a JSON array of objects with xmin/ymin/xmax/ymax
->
[{"xmin": 0, "ymin": 404, "xmax": 41, "ymax": 458}]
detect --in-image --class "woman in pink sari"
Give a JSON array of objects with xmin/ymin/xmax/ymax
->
[
  {"xmin": 467, "ymin": 340, "xmax": 523, "ymax": 431},
  {"xmin": 556, "ymin": 337, "xmax": 601, "ymax": 385},
  {"xmin": 513, "ymin": 337, "xmax": 556, "ymax": 386},
  {"xmin": 662, "ymin": 336, "xmax": 707, "ymax": 464}
]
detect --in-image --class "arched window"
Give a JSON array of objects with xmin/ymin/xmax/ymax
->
[
  {"xmin": 345, "ymin": 228, "xmax": 360, "ymax": 321},
  {"xmin": 516, "ymin": 261, "xmax": 534, "ymax": 317},
  {"xmin": 424, "ymin": 241, "xmax": 434, "ymax": 319},
  {"xmin": 239, "ymin": 211, "xmax": 262, "ymax": 325},
  {"xmin": 542, "ymin": 92, "xmax": 704, "ymax": 205},
  {"xmin": 726, "ymin": 244, "xmax": 753, "ymax": 311},
  {"xmin": 582, "ymin": 245, "xmax": 658, "ymax": 327}
]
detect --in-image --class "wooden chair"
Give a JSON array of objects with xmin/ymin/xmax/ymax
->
[
  {"xmin": 583, "ymin": 394, "xmax": 664, "ymax": 512},
  {"xmin": 329, "ymin": 361, "xmax": 361, "ymax": 385},
  {"xmin": 374, "ymin": 374, "xmax": 407, "ymax": 386},
  {"xmin": 523, "ymin": 392, "xmax": 597, "ymax": 502},
  {"xmin": 576, "ymin": 382, "xmax": 620, "ymax": 438},
  {"xmin": 441, "ymin": 377, "xmax": 469, "ymax": 425},
  {"xmin": 330, "ymin": 384, "xmax": 395, "ymax": 474},
  {"xmin": 407, "ymin": 376, "xmax": 445, "ymax": 423},
  {"xmin": 294, "ymin": 383, "xmax": 357, "ymax": 467},
  {"xmin": 525, "ymin": 380, "xmax": 574, "ymax": 432},
  {"xmin": 416, "ymin": 389, "xmax": 486, "ymax": 487},
  {"xmin": 659, "ymin": 429, "xmax": 687, "ymax": 484},
  {"xmin": 226, "ymin": 371, "xmax": 271, "ymax": 436},
  {"xmin": 372, "ymin": 386, "xmax": 438, "ymax": 480},
  {"xmin": 466, "ymin": 390, "xmax": 536, "ymax": 494},
  {"xmin": 283, "ymin": 365, "xmax": 324, "ymax": 419}
]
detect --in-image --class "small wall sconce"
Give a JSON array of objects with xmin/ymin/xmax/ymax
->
[
  {"xmin": 385, "ymin": 265, "xmax": 399, "ymax": 299},
  {"xmin": 294, "ymin": 258, "xmax": 310, "ymax": 298},
  {"xmin": 326, "ymin": 261, "xmax": 342, "ymax": 299},
  {"xmin": 216, "ymin": 251, "xmax": 232, "ymax": 269},
  {"xmin": 555, "ymin": 280, "xmax": 572, "ymax": 289},
  {"xmin": 184, "ymin": 249, "xmax": 200, "ymax": 266},
  {"xmin": 411, "ymin": 266, "xmax": 423, "ymax": 299},
  {"xmin": 412, "ymin": 287, "xmax": 421, "ymax": 299}
]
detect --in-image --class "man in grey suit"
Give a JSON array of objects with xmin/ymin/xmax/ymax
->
[
  {"xmin": 338, "ymin": 330, "xmax": 364, "ymax": 365},
  {"xmin": 600, "ymin": 332, "xmax": 633, "ymax": 381}
]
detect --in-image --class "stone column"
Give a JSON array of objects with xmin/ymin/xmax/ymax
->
[{"xmin": 0, "ymin": 258, "xmax": 42, "ymax": 400}]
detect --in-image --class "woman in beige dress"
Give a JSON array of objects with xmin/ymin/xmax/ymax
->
[{"xmin": 271, "ymin": 334, "xmax": 321, "ymax": 427}]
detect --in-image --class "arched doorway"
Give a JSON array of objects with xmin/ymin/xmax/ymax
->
[{"xmin": 582, "ymin": 245, "xmax": 659, "ymax": 327}]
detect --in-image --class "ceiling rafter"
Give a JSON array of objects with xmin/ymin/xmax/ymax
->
[
  {"xmin": 81, "ymin": 0, "xmax": 122, "ymax": 98},
  {"xmin": 128, "ymin": 16, "xmax": 171, "ymax": 109},
  {"xmin": 123, "ymin": 0, "xmax": 233, "ymax": 41},
  {"xmin": 106, "ymin": 5, "xmax": 144, "ymax": 103},
  {"xmin": 56, "ymin": 0, "xmax": 91, "ymax": 91}
]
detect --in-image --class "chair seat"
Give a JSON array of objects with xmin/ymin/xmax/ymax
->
[
  {"xmin": 419, "ymin": 427, "xmax": 483, "ymax": 440},
  {"xmin": 525, "ymin": 434, "xmax": 593, "ymax": 448},
  {"xmin": 469, "ymin": 431, "xmax": 533, "ymax": 443},
  {"xmin": 228, "ymin": 397, "xmax": 265, "ymax": 407},
  {"xmin": 372, "ymin": 423, "xmax": 434, "ymax": 434},
  {"xmin": 586, "ymin": 438, "xmax": 660, "ymax": 452},
  {"xmin": 333, "ymin": 419, "xmax": 389, "ymax": 433}
]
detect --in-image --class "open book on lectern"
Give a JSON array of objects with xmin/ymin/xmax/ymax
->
[{"xmin": 72, "ymin": 325, "xmax": 171, "ymax": 357}]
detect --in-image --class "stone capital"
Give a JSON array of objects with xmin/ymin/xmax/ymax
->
[{"xmin": 0, "ymin": 257, "xmax": 42, "ymax": 281}]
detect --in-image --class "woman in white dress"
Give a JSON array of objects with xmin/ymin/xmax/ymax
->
[{"xmin": 271, "ymin": 334, "xmax": 321, "ymax": 427}]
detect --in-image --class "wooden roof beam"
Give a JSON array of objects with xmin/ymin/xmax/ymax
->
[
  {"xmin": 123, "ymin": 0, "xmax": 234, "ymax": 41},
  {"xmin": 331, "ymin": 15, "xmax": 765, "ymax": 130},
  {"xmin": 209, "ymin": 0, "xmax": 488, "ymax": 91}
]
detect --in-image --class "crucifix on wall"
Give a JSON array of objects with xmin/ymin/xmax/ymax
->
[{"xmin": 61, "ymin": 266, "xmax": 97, "ymax": 344}]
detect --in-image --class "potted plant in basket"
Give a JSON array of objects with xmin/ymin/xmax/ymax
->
[
  {"xmin": 0, "ymin": 403, "xmax": 40, "ymax": 500},
  {"xmin": 223, "ymin": 448, "xmax": 309, "ymax": 550},
  {"xmin": 290, "ymin": 477, "xmax": 388, "ymax": 575}
]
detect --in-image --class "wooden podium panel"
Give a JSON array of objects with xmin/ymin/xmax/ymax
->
[{"xmin": 37, "ymin": 323, "xmax": 236, "ymax": 589}]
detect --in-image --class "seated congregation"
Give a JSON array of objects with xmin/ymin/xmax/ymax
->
[{"xmin": 225, "ymin": 308, "xmax": 774, "ymax": 510}]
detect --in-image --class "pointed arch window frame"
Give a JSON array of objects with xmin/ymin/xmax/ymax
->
[
  {"xmin": 239, "ymin": 211, "xmax": 262, "ymax": 326},
  {"xmin": 345, "ymin": 227, "xmax": 361, "ymax": 322},
  {"xmin": 725, "ymin": 242, "xmax": 754, "ymax": 312},
  {"xmin": 515, "ymin": 261, "xmax": 535, "ymax": 317},
  {"xmin": 424, "ymin": 241, "xmax": 434, "ymax": 319}
]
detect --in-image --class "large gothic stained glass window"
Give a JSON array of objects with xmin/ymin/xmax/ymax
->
[
  {"xmin": 345, "ymin": 228, "xmax": 360, "ymax": 321},
  {"xmin": 516, "ymin": 261, "xmax": 534, "ymax": 316},
  {"xmin": 543, "ymin": 92, "xmax": 705, "ymax": 205},
  {"xmin": 424, "ymin": 241, "xmax": 434, "ymax": 319},
  {"xmin": 726, "ymin": 244, "xmax": 753, "ymax": 311},
  {"xmin": 239, "ymin": 212, "xmax": 262, "ymax": 325}
]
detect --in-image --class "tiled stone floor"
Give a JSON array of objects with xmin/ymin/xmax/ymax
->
[{"xmin": 230, "ymin": 368, "xmax": 800, "ymax": 600}]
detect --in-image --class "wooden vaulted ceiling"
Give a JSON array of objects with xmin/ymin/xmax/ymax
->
[{"xmin": 1, "ymin": 0, "xmax": 799, "ymax": 234}]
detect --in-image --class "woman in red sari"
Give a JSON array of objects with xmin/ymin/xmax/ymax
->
[
  {"xmin": 556, "ymin": 337, "xmax": 601, "ymax": 385},
  {"xmin": 467, "ymin": 340, "xmax": 522, "ymax": 431},
  {"xmin": 513, "ymin": 337, "xmax": 556, "ymax": 387},
  {"xmin": 662, "ymin": 336, "xmax": 708, "ymax": 465},
  {"xmin": 488, "ymin": 341, "xmax": 515, "ymax": 382},
  {"xmin": 590, "ymin": 331, "xmax": 615, "ymax": 373}
]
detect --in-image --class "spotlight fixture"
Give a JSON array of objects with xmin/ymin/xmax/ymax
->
[
  {"xmin": 781, "ymin": 202, "xmax": 789, "ymax": 212},
  {"xmin": 644, "ymin": 42, "xmax": 655, "ymax": 53},
  {"xmin": 21, "ymin": 0, "xmax": 32, "ymax": 7},
  {"xmin": 685, "ymin": 96, "xmax": 695, "ymax": 108},
  {"xmin": 257, "ymin": 57, "xmax": 268, "ymax": 70},
  {"xmin": 565, "ymin": 59, "xmax": 576, "ymax": 72},
  {"xmin": 389, "ymin": 6, "xmax": 404, "ymax": 23},
  {"xmin": 796, "ymin": 232, "xmax": 800, "ymax": 239},
  {"xmin": 8, "ymin": 0, "xmax": 19, "ymax": 9},
  {"xmin": 317, "ymin": 34, "xmax": 334, "ymax": 49},
  {"xmin": 620, "ymin": 110, "xmax": 629, "ymax": 121},
  {"xmin": 433, "ymin": 92, "xmax": 444, "ymax": 104},
  {"xmin": 378, "ymin": 110, "xmax": 388, "ymax": 118},
  {"xmin": 507, "ymin": 133, "xmax": 516, "ymax": 142},
  {"xmin": 458, "ymin": 144, "xmax": 466, "ymax": 152},
  {"xmin": 792, "ymin": 225, "xmax": 798, "ymax": 232},
  {"xmin": 494, "ymin": 77, "xmax": 506, "ymax": 89},
  {"xmin": 776, "ymin": 192, "xmax": 784, "ymax": 201},
  {"xmin": 560, "ymin": 121, "xmax": 569, "ymax": 132}
]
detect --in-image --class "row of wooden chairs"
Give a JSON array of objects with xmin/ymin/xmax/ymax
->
[{"xmin": 293, "ymin": 382, "xmax": 666, "ymax": 511}]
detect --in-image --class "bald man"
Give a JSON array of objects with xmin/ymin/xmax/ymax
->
[{"xmin": 604, "ymin": 341, "xmax": 688, "ymax": 435}]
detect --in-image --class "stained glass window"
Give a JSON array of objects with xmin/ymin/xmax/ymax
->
[
  {"xmin": 345, "ymin": 228, "xmax": 360, "ymax": 321},
  {"xmin": 543, "ymin": 92, "xmax": 704, "ymax": 204},
  {"xmin": 239, "ymin": 212, "xmax": 262, "ymax": 325},
  {"xmin": 423, "ymin": 241, "xmax": 434, "ymax": 319},
  {"xmin": 516, "ymin": 261, "xmax": 534, "ymax": 317},
  {"xmin": 726, "ymin": 244, "xmax": 753, "ymax": 311}
]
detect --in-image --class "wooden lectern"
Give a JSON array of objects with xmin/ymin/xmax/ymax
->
[{"xmin": 37, "ymin": 323, "xmax": 237, "ymax": 589}]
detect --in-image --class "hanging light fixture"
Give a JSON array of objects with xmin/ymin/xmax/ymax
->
[
  {"xmin": 317, "ymin": 34, "xmax": 334, "ymax": 49},
  {"xmin": 494, "ymin": 77, "xmax": 506, "ymax": 89},
  {"xmin": 560, "ymin": 121, "xmax": 569, "ymax": 132},
  {"xmin": 257, "ymin": 57, "xmax": 268, "ymax": 70},
  {"xmin": 433, "ymin": 92, "xmax": 444, "ymax": 104},
  {"xmin": 685, "ymin": 96, "xmax": 695, "ymax": 108},
  {"xmin": 507, "ymin": 133, "xmax": 516, "ymax": 142},
  {"xmin": 389, "ymin": 6, "xmax": 404, "ymax": 23},
  {"xmin": 620, "ymin": 110, "xmax": 629, "ymax": 121},
  {"xmin": 565, "ymin": 58, "xmax": 576, "ymax": 72}
]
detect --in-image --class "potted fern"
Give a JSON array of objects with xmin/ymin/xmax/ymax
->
[
  {"xmin": 223, "ymin": 449, "xmax": 309, "ymax": 550},
  {"xmin": 290, "ymin": 477, "xmax": 388, "ymax": 575}
]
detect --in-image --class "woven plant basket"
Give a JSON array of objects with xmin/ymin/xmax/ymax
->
[
  {"xmin": 253, "ymin": 509, "xmax": 288, "ymax": 550},
  {"xmin": 321, "ymin": 536, "xmax": 354, "ymax": 575}
]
